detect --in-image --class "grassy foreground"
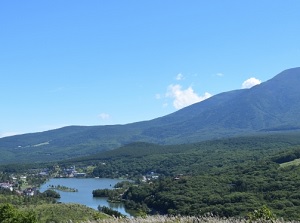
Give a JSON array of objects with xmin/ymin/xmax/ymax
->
[
  {"xmin": 21, "ymin": 203, "xmax": 108, "ymax": 222},
  {"xmin": 88, "ymin": 216, "xmax": 300, "ymax": 223}
]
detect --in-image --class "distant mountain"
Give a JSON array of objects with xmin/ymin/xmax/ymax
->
[
  {"xmin": 147, "ymin": 67, "xmax": 300, "ymax": 142},
  {"xmin": 1, "ymin": 67, "xmax": 300, "ymax": 164}
]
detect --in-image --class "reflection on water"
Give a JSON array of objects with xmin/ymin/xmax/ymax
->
[
  {"xmin": 109, "ymin": 202, "xmax": 124, "ymax": 209},
  {"xmin": 40, "ymin": 178, "xmax": 131, "ymax": 216},
  {"xmin": 108, "ymin": 202, "xmax": 128, "ymax": 214}
]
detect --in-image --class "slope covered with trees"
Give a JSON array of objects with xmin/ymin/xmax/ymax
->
[
  {"xmin": 1, "ymin": 68, "xmax": 300, "ymax": 164},
  {"xmin": 65, "ymin": 132, "xmax": 300, "ymax": 220},
  {"xmin": 1, "ymin": 132, "xmax": 300, "ymax": 220}
]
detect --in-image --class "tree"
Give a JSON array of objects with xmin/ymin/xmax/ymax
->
[
  {"xmin": 248, "ymin": 205, "xmax": 276, "ymax": 223},
  {"xmin": 0, "ymin": 203, "xmax": 37, "ymax": 223},
  {"xmin": 98, "ymin": 205, "xmax": 124, "ymax": 218},
  {"xmin": 42, "ymin": 189, "xmax": 61, "ymax": 198}
]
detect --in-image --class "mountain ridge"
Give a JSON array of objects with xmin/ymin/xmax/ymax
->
[{"xmin": 1, "ymin": 67, "xmax": 300, "ymax": 163}]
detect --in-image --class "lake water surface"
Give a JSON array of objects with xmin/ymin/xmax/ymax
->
[{"xmin": 40, "ymin": 178, "xmax": 131, "ymax": 216}]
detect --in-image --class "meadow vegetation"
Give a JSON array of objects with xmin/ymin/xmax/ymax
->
[{"xmin": 90, "ymin": 216, "xmax": 300, "ymax": 223}]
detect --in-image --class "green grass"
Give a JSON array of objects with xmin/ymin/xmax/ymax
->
[
  {"xmin": 279, "ymin": 158, "xmax": 300, "ymax": 168},
  {"xmin": 22, "ymin": 203, "xmax": 109, "ymax": 223}
]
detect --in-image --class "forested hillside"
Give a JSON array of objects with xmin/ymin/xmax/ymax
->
[
  {"xmin": 65, "ymin": 132, "xmax": 300, "ymax": 220},
  {"xmin": 1, "ymin": 68, "xmax": 300, "ymax": 164},
  {"xmin": 2, "ymin": 132, "xmax": 300, "ymax": 220}
]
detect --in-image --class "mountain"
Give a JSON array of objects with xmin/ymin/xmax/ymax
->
[
  {"xmin": 148, "ymin": 67, "xmax": 300, "ymax": 141},
  {"xmin": 1, "ymin": 67, "xmax": 300, "ymax": 164}
]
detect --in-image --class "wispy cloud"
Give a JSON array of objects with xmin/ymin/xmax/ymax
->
[
  {"xmin": 166, "ymin": 84, "xmax": 212, "ymax": 109},
  {"xmin": 38, "ymin": 124, "xmax": 68, "ymax": 132},
  {"xmin": 98, "ymin": 113, "xmax": 111, "ymax": 120},
  {"xmin": 175, "ymin": 73, "xmax": 184, "ymax": 81},
  {"xmin": 242, "ymin": 77, "xmax": 261, "ymax": 89},
  {"xmin": 216, "ymin": 73, "xmax": 224, "ymax": 77},
  {"xmin": 155, "ymin": 93, "xmax": 161, "ymax": 99},
  {"xmin": 0, "ymin": 131, "xmax": 19, "ymax": 138}
]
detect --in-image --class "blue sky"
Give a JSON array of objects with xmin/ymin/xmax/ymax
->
[{"xmin": 1, "ymin": 1, "xmax": 300, "ymax": 137}]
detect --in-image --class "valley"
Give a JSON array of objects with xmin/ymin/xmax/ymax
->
[
  {"xmin": 1, "ymin": 68, "xmax": 300, "ymax": 221},
  {"xmin": 2, "ymin": 131, "xmax": 300, "ymax": 221}
]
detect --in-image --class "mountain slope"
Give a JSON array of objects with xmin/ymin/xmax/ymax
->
[
  {"xmin": 142, "ymin": 67, "xmax": 300, "ymax": 142},
  {"xmin": 1, "ymin": 67, "xmax": 300, "ymax": 163}
]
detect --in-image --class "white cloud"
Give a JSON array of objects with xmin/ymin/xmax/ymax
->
[
  {"xmin": 39, "ymin": 124, "xmax": 68, "ymax": 132},
  {"xmin": 98, "ymin": 113, "xmax": 110, "ymax": 120},
  {"xmin": 0, "ymin": 132, "xmax": 19, "ymax": 138},
  {"xmin": 176, "ymin": 73, "xmax": 184, "ymax": 81},
  {"xmin": 242, "ymin": 77, "xmax": 262, "ymax": 89},
  {"xmin": 216, "ymin": 73, "xmax": 224, "ymax": 77},
  {"xmin": 166, "ymin": 84, "xmax": 212, "ymax": 109},
  {"xmin": 155, "ymin": 93, "xmax": 161, "ymax": 99}
]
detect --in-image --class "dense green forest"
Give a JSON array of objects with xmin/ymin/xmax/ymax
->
[
  {"xmin": 66, "ymin": 132, "xmax": 300, "ymax": 178},
  {"xmin": 2, "ymin": 132, "xmax": 300, "ymax": 220},
  {"xmin": 66, "ymin": 132, "xmax": 300, "ymax": 220}
]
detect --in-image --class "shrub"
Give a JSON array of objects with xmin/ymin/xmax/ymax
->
[{"xmin": 248, "ymin": 205, "xmax": 276, "ymax": 222}]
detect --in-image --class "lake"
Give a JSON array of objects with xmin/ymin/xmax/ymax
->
[{"xmin": 39, "ymin": 178, "xmax": 131, "ymax": 216}]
